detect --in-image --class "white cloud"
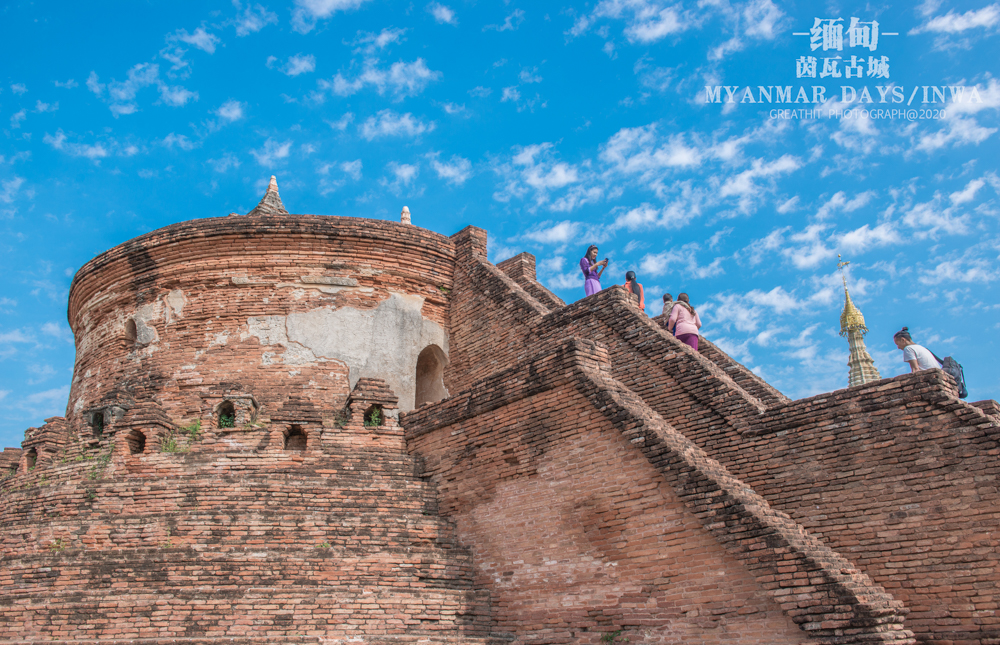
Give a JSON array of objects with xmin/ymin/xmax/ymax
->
[
  {"xmin": 292, "ymin": 0, "xmax": 372, "ymax": 33},
  {"xmin": 428, "ymin": 152, "xmax": 473, "ymax": 185},
  {"xmin": 915, "ymin": 116, "xmax": 997, "ymax": 151},
  {"xmin": 42, "ymin": 130, "xmax": 110, "ymax": 160},
  {"xmin": 902, "ymin": 197, "xmax": 970, "ymax": 237},
  {"xmin": 10, "ymin": 110, "xmax": 26, "ymax": 129},
  {"xmin": 352, "ymin": 27, "xmax": 407, "ymax": 54},
  {"xmin": 814, "ymin": 190, "xmax": 876, "ymax": 219},
  {"xmin": 251, "ymin": 138, "xmax": 292, "ymax": 166},
  {"xmin": 324, "ymin": 58, "xmax": 441, "ymax": 100},
  {"xmin": 740, "ymin": 227, "xmax": 789, "ymax": 266},
  {"xmin": 484, "ymin": 8, "xmax": 525, "ymax": 31},
  {"xmin": 919, "ymin": 256, "xmax": 996, "ymax": 285},
  {"xmin": 359, "ymin": 110, "xmax": 433, "ymax": 140},
  {"xmin": 777, "ymin": 196, "xmax": 800, "ymax": 213},
  {"xmin": 519, "ymin": 67, "xmax": 543, "ymax": 84},
  {"xmin": 521, "ymin": 220, "xmax": 580, "ymax": 245},
  {"xmin": 282, "ymin": 54, "xmax": 316, "ymax": 76},
  {"xmin": 501, "ymin": 86, "xmax": 521, "ymax": 102},
  {"xmin": 639, "ymin": 242, "xmax": 724, "ymax": 278},
  {"xmin": 170, "ymin": 27, "xmax": 221, "ymax": 53},
  {"xmin": 601, "ymin": 125, "xmax": 702, "ymax": 177},
  {"xmin": 208, "ymin": 153, "xmax": 240, "ymax": 173},
  {"xmin": 234, "ymin": 2, "xmax": 278, "ymax": 36},
  {"xmin": 53, "ymin": 79, "xmax": 78, "ymax": 89},
  {"xmin": 441, "ymin": 102, "xmax": 466, "ymax": 115},
  {"xmin": 11, "ymin": 83, "xmax": 27, "ymax": 95},
  {"xmin": 162, "ymin": 133, "xmax": 198, "ymax": 151},
  {"xmin": 910, "ymin": 3, "xmax": 1000, "ymax": 34},
  {"xmin": 34, "ymin": 100, "xmax": 58, "ymax": 113},
  {"xmin": 570, "ymin": 1, "xmax": 690, "ymax": 43},
  {"xmin": 101, "ymin": 63, "xmax": 160, "ymax": 116},
  {"xmin": 784, "ymin": 224, "xmax": 836, "ymax": 269},
  {"xmin": 836, "ymin": 222, "xmax": 902, "ymax": 253},
  {"xmin": 159, "ymin": 84, "xmax": 198, "ymax": 106},
  {"xmin": 341, "ymin": 160, "xmax": 362, "ymax": 180},
  {"xmin": 742, "ymin": 0, "xmax": 783, "ymax": 39},
  {"xmin": 327, "ymin": 112, "xmax": 354, "ymax": 130},
  {"xmin": 0, "ymin": 177, "xmax": 26, "ymax": 204},
  {"xmin": 469, "ymin": 86, "xmax": 492, "ymax": 98},
  {"xmin": 950, "ymin": 178, "xmax": 985, "ymax": 204},
  {"xmin": 86, "ymin": 71, "xmax": 103, "ymax": 95},
  {"xmin": 41, "ymin": 321, "xmax": 73, "ymax": 343},
  {"xmin": 215, "ymin": 99, "xmax": 245, "ymax": 121},
  {"xmin": 719, "ymin": 155, "xmax": 800, "ymax": 198},
  {"xmin": 87, "ymin": 63, "xmax": 194, "ymax": 115},
  {"xmin": 428, "ymin": 2, "xmax": 457, "ymax": 24},
  {"xmin": 388, "ymin": 162, "xmax": 418, "ymax": 186}
]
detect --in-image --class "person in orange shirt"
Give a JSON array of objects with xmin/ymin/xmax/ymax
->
[{"xmin": 623, "ymin": 271, "xmax": 645, "ymax": 312}]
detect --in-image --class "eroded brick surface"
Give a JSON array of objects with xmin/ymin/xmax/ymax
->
[{"xmin": 0, "ymin": 212, "xmax": 995, "ymax": 644}]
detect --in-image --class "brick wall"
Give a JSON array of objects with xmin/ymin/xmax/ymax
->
[
  {"xmin": 405, "ymin": 338, "xmax": 914, "ymax": 645},
  {"xmin": 0, "ymin": 379, "xmax": 497, "ymax": 642},
  {"xmin": 496, "ymin": 252, "xmax": 566, "ymax": 311}
]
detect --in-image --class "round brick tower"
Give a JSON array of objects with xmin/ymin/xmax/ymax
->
[{"xmin": 67, "ymin": 177, "xmax": 453, "ymax": 442}]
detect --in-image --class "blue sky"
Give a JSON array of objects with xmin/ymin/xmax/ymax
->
[{"xmin": 2, "ymin": 0, "xmax": 999, "ymax": 448}]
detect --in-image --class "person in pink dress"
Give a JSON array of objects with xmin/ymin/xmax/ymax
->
[
  {"xmin": 580, "ymin": 245, "xmax": 607, "ymax": 296},
  {"xmin": 667, "ymin": 293, "xmax": 702, "ymax": 350}
]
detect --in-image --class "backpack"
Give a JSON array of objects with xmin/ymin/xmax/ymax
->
[{"xmin": 929, "ymin": 350, "xmax": 968, "ymax": 399}]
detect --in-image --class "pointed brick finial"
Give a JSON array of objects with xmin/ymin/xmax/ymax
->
[
  {"xmin": 401, "ymin": 206, "xmax": 411, "ymax": 225},
  {"xmin": 247, "ymin": 175, "xmax": 289, "ymax": 216}
]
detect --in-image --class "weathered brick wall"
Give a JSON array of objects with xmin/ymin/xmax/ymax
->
[
  {"xmin": 703, "ymin": 372, "xmax": 1000, "ymax": 645},
  {"xmin": 496, "ymin": 252, "xmax": 566, "ymax": 311},
  {"xmin": 443, "ymin": 227, "xmax": 548, "ymax": 394},
  {"xmin": 650, "ymin": 311, "xmax": 789, "ymax": 407},
  {"xmin": 405, "ymin": 338, "xmax": 914, "ymax": 645},
  {"xmin": 565, "ymin": 293, "xmax": 1000, "ymax": 645},
  {"xmin": 0, "ymin": 380, "xmax": 495, "ymax": 642},
  {"xmin": 443, "ymin": 239, "xmax": 999, "ymax": 644}
]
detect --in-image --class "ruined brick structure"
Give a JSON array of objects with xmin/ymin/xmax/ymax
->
[{"xmin": 2, "ymin": 180, "xmax": 998, "ymax": 645}]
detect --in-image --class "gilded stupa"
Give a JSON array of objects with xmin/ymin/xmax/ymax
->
[{"xmin": 838, "ymin": 256, "xmax": 881, "ymax": 387}]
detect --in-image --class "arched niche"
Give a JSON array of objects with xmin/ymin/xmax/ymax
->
[
  {"xmin": 126, "ymin": 429, "xmax": 147, "ymax": 455},
  {"xmin": 124, "ymin": 319, "xmax": 138, "ymax": 344},
  {"xmin": 415, "ymin": 344, "xmax": 449, "ymax": 407},
  {"xmin": 217, "ymin": 401, "xmax": 237, "ymax": 428}
]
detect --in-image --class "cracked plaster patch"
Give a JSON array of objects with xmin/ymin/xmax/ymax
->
[{"xmin": 245, "ymin": 292, "xmax": 447, "ymax": 412}]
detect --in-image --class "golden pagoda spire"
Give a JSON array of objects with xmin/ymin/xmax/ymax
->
[{"xmin": 837, "ymin": 255, "xmax": 881, "ymax": 387}]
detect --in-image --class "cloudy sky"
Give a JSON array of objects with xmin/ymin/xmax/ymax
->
[{"xmin": 2, "ymin": 0, "xmax": 999, "ymax": 447}]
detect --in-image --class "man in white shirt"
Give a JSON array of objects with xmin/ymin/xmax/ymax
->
[{"xmin": 893, "ymin": 327, "xmax": 942, "ymax": 372}]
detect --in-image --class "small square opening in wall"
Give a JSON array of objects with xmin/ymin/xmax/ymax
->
[
  {"xmin": 25, "ymin": 448, "xmax": 37, "ymax": 470},
  {"xmin": 284, "ymin": 425, "xmax": 307, "ymax": 451},
  {"xmin": 126, "ymin": 429, "xmax": 146, "ymax": 455},
  {"xmin": 91, "ymin": 412, "xmax": 105, "ymax": 439},
  {"xmin": 363, "ymin": 405, "xmax": 385, "ymax": 427},
  {"xmin": 217, "ymin": 401, "xmax": 236, "ymax": 428}
]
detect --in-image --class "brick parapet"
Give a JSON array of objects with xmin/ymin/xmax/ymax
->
[
  {"xmin": 496, "ymin": 252, "xmax": 566, "ymax": 311},
  {"xmin": 649, "ymin": 311, "xmax": 788, "ymax": 407},
  {"xmin": 404, "ymin": 337, "xmax": 914, "ymax": 644},
  {"xmin": 444, "ymin": 228, "xmax": 549, "ymax": 393}
]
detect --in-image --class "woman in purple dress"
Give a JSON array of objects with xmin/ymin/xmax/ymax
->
[{"xmin": 580, "ymin": 245, "xmax": 608, "ymax": 296}]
